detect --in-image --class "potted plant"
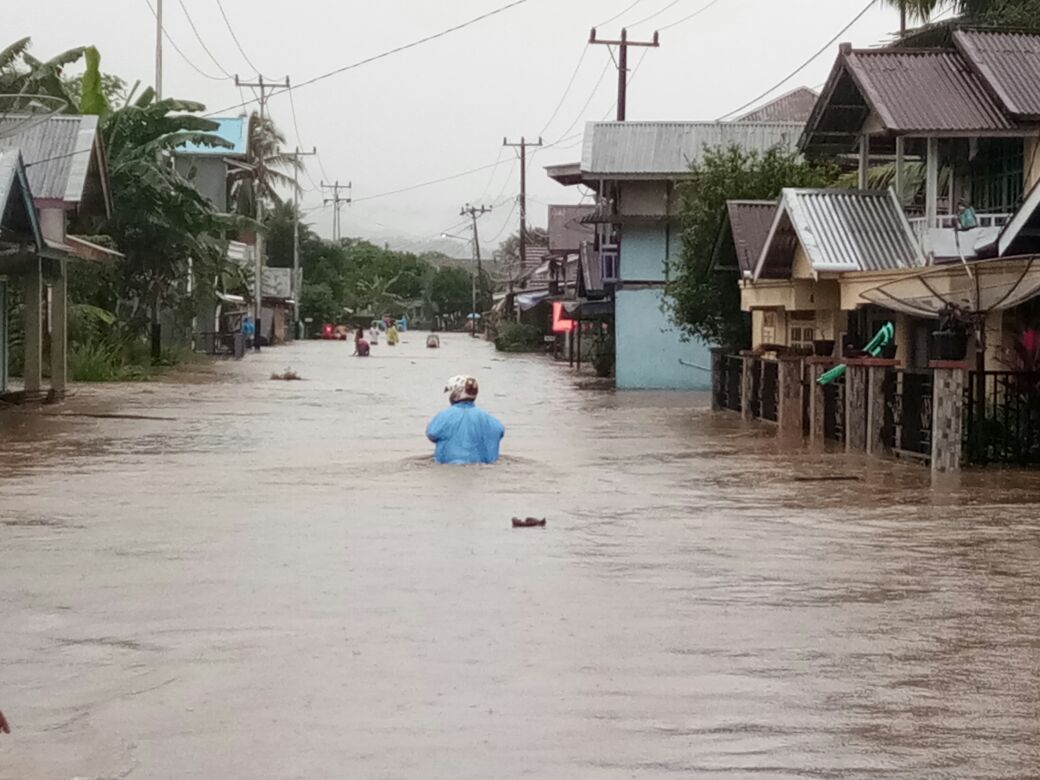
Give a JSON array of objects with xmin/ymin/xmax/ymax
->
[
  {"xmin": 812, "ymin": 338, "xmax": 835, "ymax": 357},
  {"xmin": 933, "ymin": 303, "xmax": 970, "ymax": 361}
]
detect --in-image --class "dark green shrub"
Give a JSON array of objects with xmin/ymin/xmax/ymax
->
[{"xmin": 494, "ymin": 322, "xmax": 542, "ymax": 353}]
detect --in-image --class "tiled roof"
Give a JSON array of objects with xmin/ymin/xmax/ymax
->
[
  {"xmin": 735, "ymin": 87, "xmax": 818, "ymax": 123},
  {"xmin": 954, "ymin": 29, "xmax": 1040, "ymax": 120},
  {"xmin": 581, "ymin": 121, "xmax": 803, "ymax": 177},
  {"xmin": 725, "ymin": 200, "xmax": 776, "ymax": 277},
  {"xmin": 847, "ymin": 49, "xmax": 1012, "ymax": 133},
  {"xmin": 755, "ymin": 188, "xmax": 925, "ymax": 280}
]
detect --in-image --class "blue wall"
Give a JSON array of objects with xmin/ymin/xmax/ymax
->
[
  {"xmin": 614, "ymin": 287, "xmax": 713, "ymax": 390},
  {"xmin": 620, "ymin": 225, "xmax": 669, "ymax": 282}
]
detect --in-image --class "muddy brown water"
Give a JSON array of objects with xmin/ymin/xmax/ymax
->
[{"xmin": 2, "ymin": 333, "xmax": 1039, "ymax": 779}]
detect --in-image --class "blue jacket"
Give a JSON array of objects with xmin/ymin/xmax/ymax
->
[{"xmin": 426, "ymin": 402, "xmax": 505, "ymax": 464}]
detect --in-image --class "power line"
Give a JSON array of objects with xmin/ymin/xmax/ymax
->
[
  {"xmin": 717, "ymin": 0, "xmax": 874, "ymax": 121},
  {"xmin": 537, "ymin": 44, "xmax": 589, "ymax": 137},
  {"xmin": 657, "ymin": 0, "xmax": 724, "ymax": 31},
  {"xmin": 351, "ymin": 157, "xmax": 513, "ymax": 204},
  {"xmin": 205, "ymin": 0, "xmax": 531, "ymax": 116},
  {"xmin": 627, "ymin": 0, "xmax": 682, "ymax": 28},
  {"xmin": 286, "ymin": 86, "xmax": 321, "ymax": 190},
  {"xmin": 177, "ymin": 0, "xmax": 234, "ymax": 78},
  {"xmin": 477, "ymin": 145, "xmax": 508, "ymax": 202},
  {"xmin": 549, "ymin": 57, "xmax": 612, "ymax": 142},
  {"xmin": 216, "ymin": 0, "xmax": 264, "ymax": 77},
  {"xmin": 596, "ymin": 0, "xmax": 649, "ymax": 27},
  {"xmin": 145, "ymin": 0, "xmax": 227, "ymax": 81}
]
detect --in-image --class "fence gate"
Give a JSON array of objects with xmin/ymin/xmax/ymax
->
[{"xmin": 966, "ymin": 371, "xmax": 1040, "ymax": 465}]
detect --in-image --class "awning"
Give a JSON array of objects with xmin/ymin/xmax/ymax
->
[
  {"xmin": 516, "ymin": 290, "xmax": 551, "ymax": 311},
  {"xmin": 859, "ymin": 255, "xmax": 1040, "ymax": 317},
  {"xmin": 562, "ymin": 299, "xmax": 614, "ymax": 319}
]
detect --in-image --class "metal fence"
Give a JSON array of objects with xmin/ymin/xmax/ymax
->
[
  {"xmin": 882, "ymin": 368, "xmax": 933, "ymax": 457},
  {"xmin": 965, "ymin": 371, "xmax": 1040, "ymax": 465},
  {"xmin": 760, "ymin": 359, "xmax": 778, "ymax": 422},
  {"xmin": 822, "ymin": 373, "xmax": 845, "ymax": 443}
]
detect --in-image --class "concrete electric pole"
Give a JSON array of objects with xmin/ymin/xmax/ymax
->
[
  {"xmin": 588, "ymin": 28, "xmax": 660, "ymax": 121},
  {"xmin": 460, "ymin": 203, "xmax": 491, "ymax": 337},
  {"xmin": 234, "ymin": 74, "xmax": 290, "ymax": 351},
  {"xmin": 284, "ymin": 146, "xmax": 317, "ymax": 338},
  {"xmin": 502, "ymin": 137, "xmax": 542, "ymax": 298},
  {"xmin": 321, "ymin": 180, "xmax": 352, "ymax": 242},
  {"xmin": 155, "ymin": 0, "xmax": 163, "ymax": 100}
]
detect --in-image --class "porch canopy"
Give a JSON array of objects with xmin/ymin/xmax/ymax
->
[{"xmin": 859, "ymin": 255, "xmax": 1040, "ymax": 317}]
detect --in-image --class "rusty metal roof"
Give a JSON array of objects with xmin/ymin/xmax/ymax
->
[
  {"xmin": 755, "ymin": 188, "xmax": 925, "ymax": 280},
  {"xmin": 581, "ymin": 121, "xmax": 803, "ymax": 178},
  {"xmin": 735, "ymin": 87, "xmax": 818, "ymax": 122},
  {"xmin": 955, "ymin": 29, "xmax": 1040, "ymax": 120},
  {"xmin": 847, "ymin": 49, "xmax": 1013, "ymax": 133},
  {"xmin": 725, "ymin": 200, "xmax": 776, "ymax": 278}
]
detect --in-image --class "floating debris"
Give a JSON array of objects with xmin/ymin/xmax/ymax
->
[
  {"xmin": 270, "ymin": 369, "xmax": 302, "ymax": 381},
  {"xmin": 512, "ymin": 517, "xmax": 546, "ymax": 528}
]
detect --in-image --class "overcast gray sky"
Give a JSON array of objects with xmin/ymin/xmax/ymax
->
[{"xmin": 10, "ymin": 0, "xmax": 913, "ymax": 254}]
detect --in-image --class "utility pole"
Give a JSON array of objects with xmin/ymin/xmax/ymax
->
[
  {"xmin": 155, "ymin": 0, "xmax": 163, "ymax": 99},
  {"xmin": 460, "ymin": 203, "xmax": 491, "ymax": 337},
  {"xmin": 235, "ymin": 75, "xmax": 290, "ymax": 350},
  {"xmin": 502, "ymin": 137, "xmax": 542, "ymax": 297},
  {"xmin": 588, "ymin": 27, "xmax": 660, "ymax": 121},
  {"xmin": 284, "ymin": 146, "xmax": 317, "ymax": 338},
  {"xmin": 321, "ymin": 180, "xmax": 352, "ymax": 242}
]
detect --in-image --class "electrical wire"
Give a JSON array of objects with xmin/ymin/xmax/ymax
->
[
  {"xmin": 216, "ymin": 0, "xmax": 264, "ymax": 77},
  {"xmin": 477, "ymin": 145, "xmax": 508, "ymax": 202},
  {"xmin": 485, "ymin": 198, "xmax": 519, "ymax": 244},
  {"xmin": 350, "ymin": 157, "xmax": 514, "ymax": 204},
  {"xmin": 657, "ymin": 0, "xmax": 724, "ymax": 31},
  {"xmin": 627, "ymin": 0, "xmax": 683, "ymax": 28},
  {"xmin": 546, "ymin": 56, "xmax": 613, "ymax": 143},
  {"xmin": 145, "ymin": 0, "xmax": 228, "ymax": 81},
  {"xmin": 717, "ymin": 0, "xmax": 874, "ymax": 120},
  {"xmin": 204, "ymin": 0, "xmax": 531, "ymax": 116},
  {"xmin": 537, "ymin": 44, "xmax": 589, "ymax": 137},
  {"xmin": 177, "ymin": 0, "xmax": 234, "ymax": 78},
  {"xmin": 596, "ymin": 0, "xmax": 649, "ymax": 28}
]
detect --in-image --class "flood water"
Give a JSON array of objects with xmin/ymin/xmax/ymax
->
[{"xmin": 2, "ymin": 332, "xmax": 1039, "ymax": 779}]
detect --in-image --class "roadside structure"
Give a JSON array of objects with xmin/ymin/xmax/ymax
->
[
  {"xmin": 0, "ymin": 115, "xmax": 119, "ymax": 401},
  {"xmin": 547, "ymin": 118, "xmax": 804, "ymax": 389}
]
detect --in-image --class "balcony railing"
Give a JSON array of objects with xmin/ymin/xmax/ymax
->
[
  {"xmin": 908, "ymin": 212, "xmax": 1011, "ymax": 238},
  {"xmin": 907, "ymin": 212, "xmax": 1011, "ymax": 260}
]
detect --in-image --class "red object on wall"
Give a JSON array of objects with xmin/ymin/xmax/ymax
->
[{"xmin": 552, "ymin": 301, "xmax": 576, "ymax": 333}]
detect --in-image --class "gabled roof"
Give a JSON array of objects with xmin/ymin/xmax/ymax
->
[
  {"xmin": 580, "ymin": 121, "xmax": 804, "ymax": 178},
  {"xmin": 0, "ymin": 115, "xmax": 111, "ymax": 217},
  {"xmin": 954, "ymin": 29, "xmax": 1040, "ymax": 121},
  {"xmin": 714, "ymin": 200, "xmax": 776, "ymax": 278},
  {"xmin": 801, "ymin": 42, "xmax": 1036, "ymax": 154},
  {"xmin": 0, "ymin": 148, "xmax": 43, "ymax": 250},
  {"xmin": 175, "ymin": 116, "xmax": 249, "ymax": 157},
  {"xmin": 735, "ymin": 87, "xmax": 818, "ymax": 123},
  {"xmin": 755, "ymin": 188, "xmax": 925, "ymax": 280}
]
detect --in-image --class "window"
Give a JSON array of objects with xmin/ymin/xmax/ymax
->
[
  {"xmin": 789, "ymin": 313, "xmax": 815, "ymax": 349},
  {"xmin": 970, "ymin": 139, "xmax": 1024, "ymax": 214},
  {"xmin": 600, "ymin": 244, "xmax": 619, "ymax": 281}
]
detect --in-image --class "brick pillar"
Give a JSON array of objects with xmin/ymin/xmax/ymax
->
[
  {"xmin": 930, "ymin": 361, "xmax": 968, "ymax": 473},
  {"xmin": 866, "ymin": 359, "xmax": 900, "ymax": 456},
  {"xmin": 777, "ymin": 355, "xmax": 804, "ymax": 435},
  {"xmin": 807, "ymin": 358, "xmax": 837, "ymax": 441},
  {"xmin": 740, "ymin": 351, "xmax": 756, "ymax": 421},
  {"xmin": 710, "ymin": 348, "xmax": 725, "ymax": 412},
  {"xmin": 845, "ymin": 360, "xmax": 868, "ymax": 453}
]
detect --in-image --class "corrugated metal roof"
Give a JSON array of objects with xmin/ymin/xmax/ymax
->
[
  {"xmin": 846, "ymin": 49, "xmax": 1013, "ymax": 133},
  {"xmin": 580, "ymin": 121, "xmax": 803, "ymax": 177},
  {"xmin": 955, "ymin": 30, "xmax": 1040, "ymax": 120},
  {"xmin": 735, "ymin": 87, "xmax": 818, "ymax": 122},
  {"xmin": 725, "ymin": 200, "xmax": 776, "ymax": 277},
  {"xmin": 755, "ymin": 189, "xmax": 925, "ymax": 279},
  {"xmin": 0, "ymin": 148, "xmax": 42, "ymax": 247},
  {"xmin": 176, "ymin": 116, "xmax": 248, "ymax": 157},
  {"xmin": 0, "ymin": 115, "xmax": 100, "ymax": 203}
]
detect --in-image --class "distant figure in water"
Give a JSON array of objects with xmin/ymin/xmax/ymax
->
[
  {"xmin": 354, "ymin": 328, "xmax": 370, "ymax": 357},
  {"xmin": 426, "ymin": 375, "xmax": 504, "ymax": 464},
  {"xmin": 426, "ymin": 334, "xmax": 440, "ymax": 349},
  {"xmin": 387, "ymin": 324, "xmax": 399, "ymax": 346}
]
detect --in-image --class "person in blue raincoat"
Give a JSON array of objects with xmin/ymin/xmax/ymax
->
[{"xmin": 426, "ymin": 375, "xmax": 505, "ymax": 464}]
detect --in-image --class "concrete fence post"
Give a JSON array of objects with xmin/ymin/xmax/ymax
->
[
  {"xmin": 865, "ymin": 359, "xmax": 899, "ymax": 456},
  {"xmin": 740, "ymin": 351, "xmax": 756, "ymax": 421},
  {"xmin": 930, "ymin": 360, "xmax": 968, "ymax": 473},
  {"xmin": 845, "ymin": 360, "xmax": 868, "ymax": 453},
  {"xmin": 806, "ymin": 358, "xmax": 836, "ymax": 441},
  {"xmin": 777, "ymin": 355, "xmax": 804, "ymax": 435}
]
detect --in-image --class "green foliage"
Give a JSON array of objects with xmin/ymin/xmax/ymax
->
[
  {"xmin": 78, "ymin": 46, "xmax": 108, "ymax": 116},
  {"xmin": 69, "ymin": 339, "xmax": 123, "ymax": 381},
  {"xmin": 881, "ymin": 0, "xmax": 1040, "ymax": 24},
  {"xmin": 429, "ymin": 267, "xmax": 473, "ymax": 319},
  {"xmin": 229, "ymin": 112, "xmax": 301, "ymax": 215},
  {"xmin": 494, "ymin": 322, "xmax": 542, "ymax": 353},
  {"xmin": 668, "ymin": 145, "xmax": 839, "ymax": 348}
]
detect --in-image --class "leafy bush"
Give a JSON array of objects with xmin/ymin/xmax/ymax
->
[
  {"xmin": 70, "ymin": 339, "xmax": 123, "ymax": 381},
  {"xmin": 494, "ymin": 322, "xmax": 542, "ymax": 353}
]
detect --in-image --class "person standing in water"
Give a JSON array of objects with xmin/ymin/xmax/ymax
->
[
  {"xmin": 426, "ymin": 375, "xmax": 504, "ymax": 464},
  {"xmin": 353, "ymin": 327, "xmax": 370, "ymax": 357},
  {"xmin": 387, "ymin": 323, "xmax": 399, "ymax": 346}
]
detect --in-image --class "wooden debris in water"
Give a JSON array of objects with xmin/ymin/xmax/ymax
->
[
  {"xmin": 512, "ymin": 517, "xmax": 547, "ymax": 528},
  {"xmin": 270, "ymin": 368, "xmax": 302, "ymax": 381}
]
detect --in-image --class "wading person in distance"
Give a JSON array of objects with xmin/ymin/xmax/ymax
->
[{"xmin": 426, "ymin": 375, "xmax": 504, "ymax": 464}]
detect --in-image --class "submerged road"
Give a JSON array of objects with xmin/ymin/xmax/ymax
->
[{"xmin": 2, "ymin": 333, "xmax": 1039, "ymax": 779}]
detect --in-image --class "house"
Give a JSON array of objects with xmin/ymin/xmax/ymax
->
[
  {"xmin": 0, "ymin": 115, "xmax": 118, "ymax": 400},
  {"xmin": 736, "ymin": 29, "xmax": 1040, "ymax": 370},
  {"xmin": 547, "ymin": 118, "xmax": 804, "ymax": 389}
]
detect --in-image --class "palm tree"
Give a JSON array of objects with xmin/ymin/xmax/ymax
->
[{"xmin": 228, "ymin": 112, "xmax": 301, "ymax": 217}]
